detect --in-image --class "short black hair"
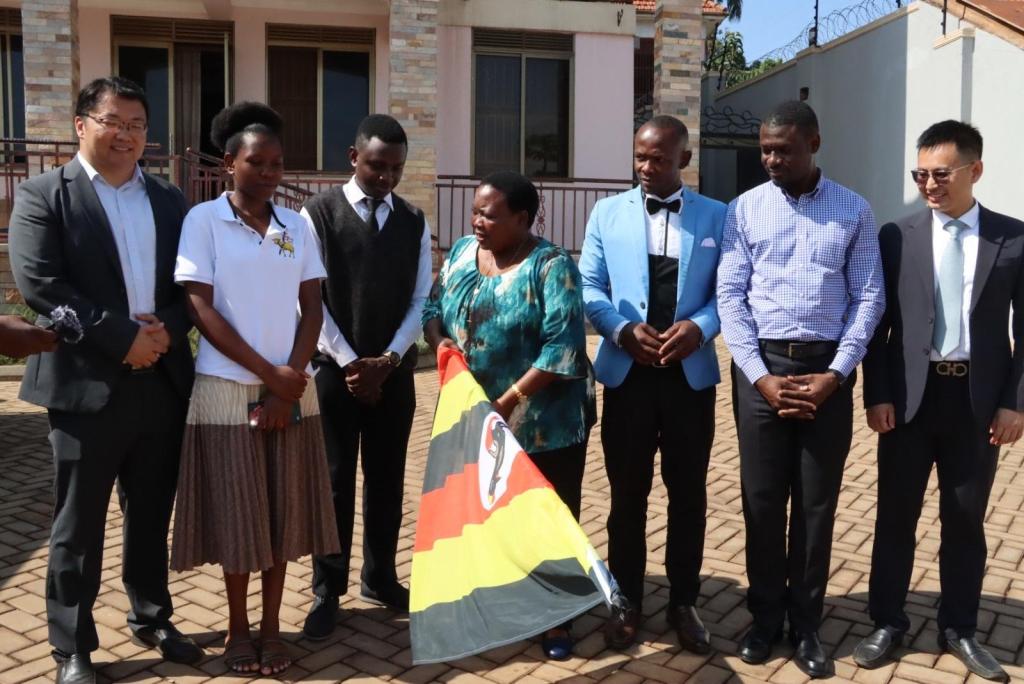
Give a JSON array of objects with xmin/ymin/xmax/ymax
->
[
  {"xmin": 917, "ymin": 120, "xmax": 983, "ymax": 160},
  {"xmin": 763, "ymin": 100, "xmax": 819, "ymax": 136},
  {"xmin": 639, "ymin": 115, "xmax": 689, "ymax": 147},
  {"xmin": 76, "ymin": 76, "xmax": 149, "ymax": 120},
  {"xmin": 355, "ymin": 114, "xmax": 408, "ymax": 148},
  {"xmin": 481, "ymin": 171, "xmax": 540, "ymax": 228},
  {"xmin": 209, "ymin": 101, "xmax": 283, "ymax": 155}
]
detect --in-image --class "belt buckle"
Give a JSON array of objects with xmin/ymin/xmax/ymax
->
[
  {"xmin": 787, "ymin": 342, "xmax": 798, "ymax": 358},
  {"xmin": 936, "ymin": 361, "xmax": 967, "ymax": 377}
]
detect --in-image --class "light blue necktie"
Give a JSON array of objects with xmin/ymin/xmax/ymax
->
[{"xmin": 933, "ymin": 219, "xmax": 966, "ymax": 357}]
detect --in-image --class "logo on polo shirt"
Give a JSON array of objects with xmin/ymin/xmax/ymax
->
[{"xmin": 272, "ymin": 230, "xmax": 295, "ymax": 258}]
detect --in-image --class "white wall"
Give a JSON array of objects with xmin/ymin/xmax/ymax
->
[
  {"xmin": 436, "ymin": 24, "xmax": 472, "ymax": 176},
  {"xmin": 573, "ymin": 33, "xmax": 634, "ymax": 180},
  {"xmin": 707, "ymin": 1, "xmax": 1024, "ymax": 224}
]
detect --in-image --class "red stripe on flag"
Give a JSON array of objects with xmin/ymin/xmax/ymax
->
[
  {"xmin": 414, "ymin": 453, "xmax": 555, "ymax": 553},
  {"xmin": 437, "ymin": 347, "xmax": 470, "ymax": 388}
]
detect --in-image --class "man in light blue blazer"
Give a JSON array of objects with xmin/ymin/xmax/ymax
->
[{"xmin": 579, "ymin": 116, "xmax": 726, "ymax": 653}]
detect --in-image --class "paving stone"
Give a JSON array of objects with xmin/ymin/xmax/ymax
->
[{"xmin": 3, "ymin": 339, "xmax": 1024, "ymax": 682}]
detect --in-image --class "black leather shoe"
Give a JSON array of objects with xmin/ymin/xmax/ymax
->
[
  {"xmin": 790, "ymin": 631, "xmax": 833, "ymax": 679},
  {"xmin": 131, "ymin": 623, "xmax": 203, "ymax": 664},
  {"xmin": 303, "ymin": 595, "xmax": 340, "ymax": 640},
  {"xmin": 359, "ymin": 582, "xmax": 410, "ymax": 612},
  {"xmin": 666, "ymin": 604, "xmax": 711, "ymax": 654},
  {"xmin": 56, "ymin": 653, "xmax": 96, "ymax": 684},
  {"xmin": 541, "ymin": 629, "xmax": 574, "ymax": 661},
  {"xmin": 604, "ymin": 601, "xmax": 641, "ymax": 650},
  {"xmin": 938, "ymin": 628, "xmax": 1009, "ymax": 682},
  {"xmin": 738, "ymin": 624, "xmax": 782, "ymax": 664},
  {"xmin": 853, "ymin": 626, "xmax": 903, "ymax": 669}
]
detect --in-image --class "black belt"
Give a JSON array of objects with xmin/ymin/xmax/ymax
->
[
  {"xmin": 930, "ymin": 360, "xmax": 969, "ymax": 378},
  {"xmin": 759, "ymin": 339, "xmax": 838, "ymax": 359}
]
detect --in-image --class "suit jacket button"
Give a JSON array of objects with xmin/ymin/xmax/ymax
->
[{"xmin": 922, "ymin": 348, "xmax": 929, "ymax": 355}]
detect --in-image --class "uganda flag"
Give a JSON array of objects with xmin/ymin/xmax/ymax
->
[{"xmin": 410, "ymin": 347, "xmax": 622, "ymax": 664}]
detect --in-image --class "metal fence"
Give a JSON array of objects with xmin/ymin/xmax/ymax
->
[{"xmin": 435, "ymin": 175, "xmax": 633, "ymax": 253}]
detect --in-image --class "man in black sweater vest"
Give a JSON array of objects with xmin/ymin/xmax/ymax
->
[{"xmin": 300, "ymin": 114, "xmax": 432, "ymax": 639}]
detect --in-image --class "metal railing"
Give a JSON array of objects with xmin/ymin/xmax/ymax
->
[
  {"xmin": 435, "ymin": 175, "xmax": 633, "ymax": 253},
  {"xmin": 0, "ymin": 139, "xmax": 350, "ymax": 234}
]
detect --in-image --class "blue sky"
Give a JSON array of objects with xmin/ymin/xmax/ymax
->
[{"xmin": 722, "ymin": 0, "xmax": 869, "ymax": 62}]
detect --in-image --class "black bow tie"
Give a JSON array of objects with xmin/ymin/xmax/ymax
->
[{"xmin": 645, "ymin": 197, "xmax": 681, "ymax": 215}]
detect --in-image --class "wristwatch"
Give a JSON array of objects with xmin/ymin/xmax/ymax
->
[{"xmin": 384, "ymin": 350, "xmax": 402, "ymax": 367}]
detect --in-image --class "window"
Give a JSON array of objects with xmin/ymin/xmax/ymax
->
[
  {"xmin": 0, "ymin": 10, "xmax": 24, "ymax": 139},
  {"xmin": 267, "ymin": 25, "xmax": 373, "ymax": 171},
  {"xmin": 473, "ymin": 29, "xmax": 572, "ymax": 178},
  {"xmin": 112, "ymin": 16, "xmax": 232, "ymax": 157}
]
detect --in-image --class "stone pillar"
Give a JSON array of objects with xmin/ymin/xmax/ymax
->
[
  {"xmin": 22, "ymin": 0, "xmax": 80, "ymax": 141},
  {"xmin": 653, "ymin": 0, "xmax": 702, "ymax": 189},
  {"xmin": 389, "ymin": 0, "xmax": 438, "ymax": 225}
]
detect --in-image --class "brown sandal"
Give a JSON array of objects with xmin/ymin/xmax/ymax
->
[
  {"xmin": 259, "ymin": 637, "xmax": 292, "ymax": 675},
  {"xmin": 224, "ymin": 638, "xmax": 259, "ymax": 676}
]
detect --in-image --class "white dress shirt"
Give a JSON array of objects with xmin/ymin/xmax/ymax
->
[
  {"xmin": 930, "ymin": 202, "xmax": 980, "ymax": 362},
  {"xmin": 78, "ymin": 153, "xmax": 156, "ymax": 320},
  {"xmin": 612, "ymin": 187, "xmax": 685, "ymax": 345},
  {"xmin": 301, "ymin": 177, "xmax": 433, "ymax": 368}
]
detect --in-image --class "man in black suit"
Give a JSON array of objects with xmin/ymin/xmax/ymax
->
[
  {"xmin": 9, "ymin": 77, "xmax": 201, "ymax": 684},
  {"xmin": 855, "ymin": 121, "xmax": 1023, "ymax": 682}
]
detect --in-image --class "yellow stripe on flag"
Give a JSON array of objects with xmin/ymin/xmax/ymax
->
[
  {"xmin": 430, "ymin": 368, "xmax": 492, "ymax": 439},
  {"xmin": 410, "ymin": 487, "xmax": 595, "ymax": 612}
]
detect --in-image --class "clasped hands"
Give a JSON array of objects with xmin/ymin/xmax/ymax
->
[
  {"xmin": 621, "ymin": 320, "xmax": 702, "ymax": 366},
  {"xmin": 755, "ymin": 372, "xmax": 841, "ymax": 420},
  {"xmin": 344, "ymin": 355, "xmax": 395, "ymax": 405},
  {"xmin": 123, "ymin": 313, "xmax": 170, "ymax": 369}
]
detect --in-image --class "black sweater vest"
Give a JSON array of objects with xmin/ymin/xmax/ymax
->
[{"xmin": 304, "ymin": 187, "xmax": 425, "ymax": 367}]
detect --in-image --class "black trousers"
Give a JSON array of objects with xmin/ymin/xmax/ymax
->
[
  {"xmin": 312, "ymin": 360, "xmax": 415, "ymax": 597},
  {"xmin": 601, "ymin": 363, "xmax": 715, "ymax": 608},
  {"xmin": 46, "ymin": 371, "xmax": 186, "ymax": 655},
  {"xmin": 732, "ymin": 349, "xmax": 853, "ymax": 633},
  {"xmin": 528, "ymin": 442, "xmax": 588, "ymax": 521},
  {"xmin": 869, "ymin": 367, "xmax": 998, "ymax": 637}
]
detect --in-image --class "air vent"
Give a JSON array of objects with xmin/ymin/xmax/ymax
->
[
  {"xmin": 111, "ymin": 16, "xmax": 233, "ymax": 44},
  {"xmin": 473, "ymin": 29, "xmax": 573, "ymax": 53},
  {"xmin": 267, "ymin": 24, "xmax": 374, "ymax": 46},
  {"xmin": 0, "ymin": 9, "xmax": 21, "ymax": 30}
]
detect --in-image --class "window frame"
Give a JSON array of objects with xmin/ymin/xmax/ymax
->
[
  {"xmin": 471, "ymin": 44, "xmax": 575, "ymax": 179},
  {"xmin": 266, "ymin": 38, "xmax": 375, "ymax": 171},
  {"xmin": 0, "ymin": 30, "xmax": 23, "ymax": 139}
]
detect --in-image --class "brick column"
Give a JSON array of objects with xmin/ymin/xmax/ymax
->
[
  {"xmin": 389, "ymin": 0, "xmax": 438, "ymax": 225},
  {"xmin": 653, "ymin": 0, "xmax": 702, "ymax": 189},
  {"xmin": 22, "ymin": 0, "xmax": 80, "ymax": 141}
]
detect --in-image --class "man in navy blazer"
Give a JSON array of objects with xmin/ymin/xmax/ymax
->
[{"xmin": 579, "ymin": 115, "xmax": 726, "ymax": 653}]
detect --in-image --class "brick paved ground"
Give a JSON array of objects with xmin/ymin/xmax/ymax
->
[{"xmin": 1, "ymin": 339, "xmax": 1023, "ymax": 683}]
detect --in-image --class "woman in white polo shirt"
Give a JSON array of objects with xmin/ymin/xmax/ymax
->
[{"xmin": 170, "ymin": 102, "xmax": 339, "ymax": 676}]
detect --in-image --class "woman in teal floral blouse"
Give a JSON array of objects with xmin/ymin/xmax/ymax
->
[{"xmin": 423, "ymin": 171, "xmax": 596, "ymax": 661}]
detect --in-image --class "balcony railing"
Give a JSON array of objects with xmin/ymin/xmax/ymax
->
[
  {"xmin": 0, "ymin": 139, "xmax": 351, "ymax": 234},
  {"xmin": 435, "ymin": 175, "xmax": 633, "ymax": 253}
]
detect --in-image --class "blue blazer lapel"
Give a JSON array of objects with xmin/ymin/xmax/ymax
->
[
  {"xmin": 676, "ymin": 189, "xmax": 697, "ymax": 302},
  {"xmin": 622, "ymin": 186, "xmax": 649, "ymax": 294}
]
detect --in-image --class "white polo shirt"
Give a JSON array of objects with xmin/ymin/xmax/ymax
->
[{"xmin": 175, "ymin": 193, "xmax": 327, "ymax": 384}]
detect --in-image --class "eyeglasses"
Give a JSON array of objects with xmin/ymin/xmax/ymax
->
[
  {"xmin": 83, "ymin": 114, "xmax": 148, "ymax": 135},
  {"xmin": 910, "ymin": 163, "xmax": 973, "ymax": 185}
]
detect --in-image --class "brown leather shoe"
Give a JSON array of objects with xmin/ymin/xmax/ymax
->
[
  {"xmin": 666, "ymin": 604, "xmax": 711, "ymax": 654},
  {"xmin": 604, "ymin": 601, "xmax": 641, "ymax": 650}
]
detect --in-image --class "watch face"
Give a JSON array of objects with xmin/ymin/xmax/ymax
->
[{"xmin": 388, "ymin": 352, "xmax": 401, "ymax": 366}]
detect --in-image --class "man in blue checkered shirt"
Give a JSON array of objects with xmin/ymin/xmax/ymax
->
[{"xmin": 717, "ymin": 101, "xmax": 885, "ymax": 678}]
